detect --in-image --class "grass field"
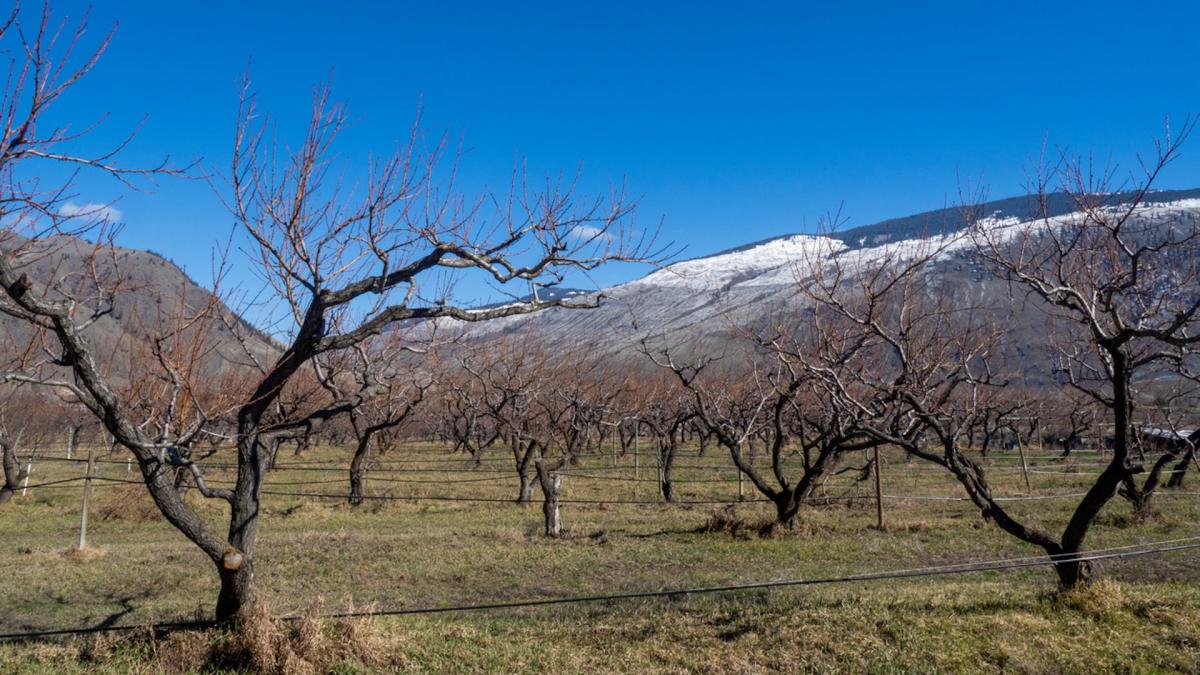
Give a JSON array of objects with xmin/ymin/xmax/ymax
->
[{"xmin": 1, "ymin": 442, "xmax": 1198, "ymax": 672}]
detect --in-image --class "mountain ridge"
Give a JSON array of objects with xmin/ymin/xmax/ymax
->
[
  {"xmin": 442, "ymin": 189, "xmax": 1200, "ymax": 375},
  {"xmin": 687, "ymin": 187, "xmax": 1200, "ymax": 263}
]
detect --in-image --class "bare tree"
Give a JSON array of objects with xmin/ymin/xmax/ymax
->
[
  {"xmin": 442, "ymin": 368, "xmax": 504, "ymax": 465},
  {"xmin": 624, "ymin": 375, "xmax": 694, "ymax": 502},
  {"xmin": 1117, "ymin": 383, "xmax": 1200, "ymax": 518},
  {"xmin": 211, "ymin": 81, "xmax": 655, "ymax": 615},
  {"xmin": 0, "ymin": 390, "xmax": 33, "ymax": 505},
  {"xmin": 1043, "ymin": 389, "xmax": 1097, "ymax": 459},
  {"xmin": 458, "ymin": 342, "xmax": 546, "ymax": 504},
  {"xmin": 314, "ymin": 333, "xmax": 433, "ymax": 505},
  {"xmin": 791, "ymin": 228, "xmax": 1106, "ymax": 583},
  {"xmin": 644, "ymin": 337, "xmax": 879, "ymax": 530},
  {"xmin": 967, "ymin": 122, "xmax": 1200, "ymax": 575},
  {"xmin": 0, "ymin": 2, "xmax": 661, "ymax": 621},
  {"xmin": 790, "ymin": 130, "xmax": 1200, "ymax": 587},
  {"xmin": 964, "ymin": 390, "xmax": 1032, "ymax": 458}
]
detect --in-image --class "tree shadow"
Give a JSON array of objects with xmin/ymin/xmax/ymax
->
[{"xmin": 1, "ymin": 588, "xmax": 156, "ymax": 638}]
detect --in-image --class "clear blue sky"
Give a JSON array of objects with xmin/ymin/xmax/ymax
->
[{"xmin": 32, "ymin": 1, "xmax": 1200, "ymax": 301}]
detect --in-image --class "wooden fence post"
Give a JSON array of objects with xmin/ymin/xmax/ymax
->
[
  {"xmin": 633, "ymin": 426, "xmax": 640, "ymax": 480},
  {"xmin": 77, "ymin": 445, "xmax": 96, "ymax": 550},
  {"xmin": 874, "ymin": 446, "xmax": 885, "ymax": 530},
  {"xmin": 20, "ymin": 458, "xmax": 32, "ymax": 496},
  {"xmin": 1015, "ymin": 433, "xmax": 1032, "ymax": 493}
]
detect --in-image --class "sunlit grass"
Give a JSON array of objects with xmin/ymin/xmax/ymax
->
[{"xmin": 1, "ymin": 442, "xmax": 1197, "ymax": 671}]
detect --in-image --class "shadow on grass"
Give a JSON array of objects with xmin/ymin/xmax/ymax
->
[{"xmin": 1, "ymin": 588, "xmax": 157, "ymax": 637}]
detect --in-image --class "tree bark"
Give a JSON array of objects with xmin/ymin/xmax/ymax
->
[
  {"xmin": 0, "ymin": 435, "xmax": 27, "ymax": 506},
  {"xmin": 1051, "ymin": 548, "xmax": 1093, "ymax": 588},
  {"xmin": 518, "ymin": 470, "xmax": 536, "ymax": 504},
  {"xmin": 535, "ymin": 461, "xmax": 563, "ymax": 537},
  {"xmin": 214, "ymin": 428, "xmax": 270, "ymax": 622},
  {"xmin": 1055, "ymin": 357, "xmax": 1132, "ymax": 588},
  {"xmin": 658, "ymin": 441, "xmax": 676, "ymax": 502},
  {"xmin": 773, "ymin": 494, "xmax": 800, "ymax": 530},
  {"xmin": 348, "ymin": 432, "xmax": 373, "ymax": 506},
  {"xmin": 216, "ymin": 562, "xmax": 256, "ymax": 622},
  {"xmin": 1120, "ymin": 451, "xmax": 1176, "ymax": 520},
  {"xmin": 1166, "ymin": 447, "xmax": 1194, "ymax": 488},
  {"xmin": 513, "ymin": 435, "xmax": 536, "ymax": 505}
]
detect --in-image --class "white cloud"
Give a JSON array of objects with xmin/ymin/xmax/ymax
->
[
  {"xmin": 0, "ymin": 211, "xmax": 36, "ymax": 228},
  {"xmin": 569, "ymin": 224, "xmax": 613, "ymax": 242},
  {"xmin": 58, "ymin": 202, "xmax": 123, "ymax": 224}
]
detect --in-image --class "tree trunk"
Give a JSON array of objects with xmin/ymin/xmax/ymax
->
[
  {"xmin": 348, "ymin": 467, "xmax": 365, "ymax": 506},
  {"xmin": 659, "ymin": 444, "xmax": 676, "ymax": 502},
  {"xmin": 127, "ymin": 455, "xmax": 233, "ymax": 619},
  {"xmin": 513, "ymin": 435, "xmax": 536, "ymax": 505},
  {"xmin": 348, "ymin": 432, "xmax": 372, "ymax": 506},
  {"xmin": 173, "ymin": 466, "xmax": 192, "ymax": 499},
  {"xmin": 773, "ymin": 493, "xmax": 800, "ymax": 530},
  {"xmin": 542, "ymin": 481, "xmax": 562, "ymax": 537},
  {"xmin": 216, "ymin": 433, "xmax": 265, "ymax": 621},
  {"xmin": 1052, "ymin": 547, "xmax": 1094, "ymax": 589},
  {"xmin": 1121, "ymin": 451, "xmax": 1175, "ymax": 520},
  {"xmin": 1055, "ymin": 358, "xmax": 1132, "ymax": 589},
  {"xmin": 536, "ymin": 462, "xmax": 563, "ymax": 537},
  {"xmin": 1166, "ymin": 447, "xmax": 1194, "ymax": 488},
  {"xmin": 0, "ymin": 435, "xmax": 26, "ymax": 506},
  {"xmin": 216, "ymin": 562, "xmax": 256, "ymax": 623},
  {"xmin": 518, "ymin": 469, "xmax": 536, "ymax": 504},
  {"xmin": 263, "ymin": 437, "xmax": 281, "ymax": 472}
]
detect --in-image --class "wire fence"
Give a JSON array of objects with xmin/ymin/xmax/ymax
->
[
  {"xmin": 1, "ymin": 535, "xmax": 1196, "ymax": 642},
  {"xmin": 13, "ymin": 464, "xmax": 1200, "ymax": 506},
  {"xmin": 5, "ymin": 443, "xmax": 1199, "ymax": 647}
]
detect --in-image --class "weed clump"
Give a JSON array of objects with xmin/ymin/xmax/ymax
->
[
  {"xmin": 56, "ymin": 601, "xmax": 409, "ymax": 674},
  {"xmin": 700, "ymin": 505, "xmax": 750, "ymax": 539},
  {"xmin": 210, "ymin": 601, "xmax": 397, "ymax": 673},
  {"xmin": 1054, "ymin": 578, "xmax": 1128, "ymax": 618}
]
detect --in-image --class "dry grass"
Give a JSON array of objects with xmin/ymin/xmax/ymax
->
[
  {"xmin": 1053, "ymin": 578, "xmax": 1129, "ymax": 618},
  {"xmin": 94, "ymin": 485, "xmax": 161, "ymax": 523},
  {"xmin": 6, "ymin": 581, "xmax": 1200, "ymax": 673},
  {"xmin": 58, "ymin": 602, "xmax": 406, "ymax": 674},
  {"xmin": 699, "ymin": 504, "xmax": 751, "ymax": 538},
  {"xmin": 2, "ymin": 442, "xmax": 1198, "ymax": 672}
]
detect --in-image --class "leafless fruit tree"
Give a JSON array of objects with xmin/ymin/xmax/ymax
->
[
  {"xmin": 792, "ymin": 127, "xmax": 1200, "ymax": 586},
  {"xmin": 970, "ymin": 122, "xmax": 1200, "ymax": 532},
  {"xmin": 313, "ymin": 331, "xmax": 433, "ymax": 505},
  {"xmin": 622, "ymin": 375, "xmax": 695, "ymax": 502},
  {"xmin": 643, "ymin": 335, "xmax": 881, "ymax": 530},
  {"xmin": 462, "ymin": 343, "xmax": 624, "ymax": 536},
  {"xmin": 0, "ymin": 3, "xmax": 660, "ymax": 620}
]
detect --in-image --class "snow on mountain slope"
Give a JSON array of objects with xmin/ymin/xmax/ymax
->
[
  {"xmin": 634, "ymin": 234, "xmax": 846, "ymax": 290},
  {"xmin": 443, "ymin": 196, "xmax": 1200, "ymax": 358}
]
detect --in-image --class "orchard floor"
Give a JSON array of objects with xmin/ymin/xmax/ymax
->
[{"xmin": 1, "ymin": 443, "xmax": 1198, "ymax": 673}]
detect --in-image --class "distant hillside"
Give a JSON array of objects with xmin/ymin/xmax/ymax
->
[
  {"xmin": 7, "ymin": 188, "xmax": 1200, "ymax": 390},
  {"xmin": 441, "ymin": 190, "xmax": 1200, "ymax": 386},
  {"xmin": 0, "ymin": 234, "xmax": 279, "ymax": 386}
]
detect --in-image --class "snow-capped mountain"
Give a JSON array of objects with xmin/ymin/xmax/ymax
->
[{"xmin": 450, "ymin": 189, "xmax": 1200, "ymax": 365}]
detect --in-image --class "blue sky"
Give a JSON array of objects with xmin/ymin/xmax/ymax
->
[{"xmin": 27, "ymin": 1, "xmax": 1200, "ymax": 302}]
